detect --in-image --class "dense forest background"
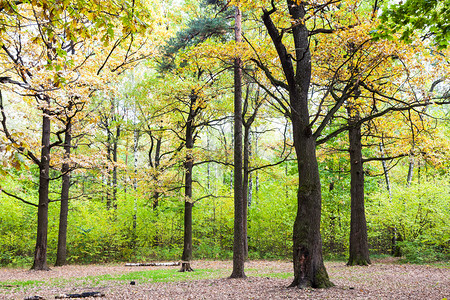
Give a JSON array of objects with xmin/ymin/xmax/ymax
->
[{"xmin": 0, "ymin": 0, "xmax": 449, "ymax": 269}]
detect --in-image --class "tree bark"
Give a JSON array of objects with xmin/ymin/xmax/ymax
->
[
  {"xmin": 230, "ymin": 5, "xmax": 246, "ymax": 279},
  {"xmin": 55, "ymin": 120, "xmax": 72, "ymax": 266},
  {"xmin": 180, "ymin": 92, "xmax": 197, "ymax": 273},
  {"xmin": 263, "ymin": 1, "xmax": 332, "ymax": 288},
  {"xmin": 242, "ymin": 87, "xmax": 259, "ymax": 259},
  {"xmin": 132, "ymin": 129, "xmax": 139, "ymax": 246},
  {"xmin": 243, "ymin": 101, "xmax": 258, "ymax": 259},
  {"xmin": 254, "ymin": 132, "xmax": 259, "ymax": 203},
  {"xmin": 112, "ymin": 125, "xmax": 120, "ymax": 209},
  {"xmin": 149, "ymin": 133, "xmax": 162, "ymax": 246},
  {"xmin": 31, "ymin": 102, "xmax": 51, "ymax": 271},
  {"xmin": 243, "ymin": 125, "xmax": 250, "ymax": 260},
  {"xmin": 150, "ymin": 134, "xmax": 162, "ymax": 210},
  {"xmin": 347, "ymin": 108, "xmax": 371, "ymax": 266},
  {"xmin": 106, "ymin": 131, "xmax": 112, "ymax": 209}
]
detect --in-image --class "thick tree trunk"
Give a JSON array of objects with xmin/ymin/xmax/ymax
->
[
  {"xmin": 263, "ymin": 1, "xmax": 332, "ymax": 288},
  {"xmin": 55, "ymin": 120, "xmax": 72, "ymax": 266},
  {"xmin": 32, "ymin": 106, "xmax": 51, "ymax": 271},
  {"xmin": 290, "ymin": 124, "xmax": 331, "ymax": 288},
  {"xmin": 347, "ymin": 110, "xmax": 371, "ymax": 266},
  {"xmin": 180, "ymin": 200, "xmax": 193, "ymax": 272},
  {"xmin": 230, "ymin": 5, "xmax": 246, "ymax": 279}
]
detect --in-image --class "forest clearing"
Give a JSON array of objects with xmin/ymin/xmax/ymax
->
[
  {"xmin": 0, "ymin": 0, "xmax": 449, "ymax": 296},
  {"xmin": 1, "ymin": 259, "xmax": 449, "ymax": 299}
]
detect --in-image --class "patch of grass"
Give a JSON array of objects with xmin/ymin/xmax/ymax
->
[
  {"xmin": 0, "ymin": 263, "xmax": 292, "ymax": 293},
  {"xmin": 0, "ymin": 268, "xmax": 231, "ymax": 291},
  {"xmin": 0, "ymin": 279, "xmax": 45, "ymax": 290},
  {"xmin": 111, "ymin": 268, "xmax": 226, "ymax": 283},
  {"xmin": 58, "ymin": 268, "xmax": 229, "ymax": 286},
  {"xmin": 2, "ymin": 267, "xmax": 295, "ymax": 291}
]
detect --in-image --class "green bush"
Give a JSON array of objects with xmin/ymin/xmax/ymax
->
[
  {"xmin": 397, "ymin": 240, "xmax": 448, "ymax": 263},
  {"xmin": 367, "ymin": 177, "xmax": 450, "ymax": 262}
]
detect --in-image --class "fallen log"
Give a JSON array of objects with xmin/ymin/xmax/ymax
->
[
  {"xmin": 55, "ymin": 292, "xmax": 105, "ymax": 298},
  {"xmin": 125, "ymin": 262, "xmax": 180, "ymax": 267}
]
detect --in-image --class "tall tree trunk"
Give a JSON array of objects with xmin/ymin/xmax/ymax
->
[
  {"xmin": 230, "ymin": 5, "xmax": 246, "ymax": 279},
  {"xmin": 55, "ymin": 120, "xmax": 72, "ymax": 266},
  {"xmin": 112, "ymin": 125, "xmax": 120, "ymax": 209},
  {"xmin": 263, "ymin": 2, "xmax": 332, "ymax": 288},
  {"xmin": 254, "ymin": 132, "xmax": 259, "ymax": 204},
  {"xmin": 207, "ymin": 131, "xmax": 211, "ymax": 191},
  {"xmin": 248, "ymin": 131, "xmax": 253, "ymax": 208},
  {"xmin": 243, "ymin": 123, "xmax": 250, "ymax": 260},
  {"xmin": 151, "ymin": 135, "xmax": 162, "ymax": 210},
  {"xmin": 242, "ymin": 87, "xmax": 259, "ymax": 259},
  {"xmin": 132, "ymin": 129, "xmax": 139, "ymax": 246},
  {"xmin": 290, "ymin": 123, "xmax": 330, "ymax": 288},
  {"xmin": 180, "ymin": 93, "xmax": 197, "ymax": 273},
  {"xmin": 149, "ymin": 133, "xmax": 162, "ymax": 246},
  {"xmin": 106, "ymin": 132, "xmax": 112, "ymax": 209},
  {"xmin": 347, "ymin": 108, "xmax": 371, "ymax": 266},
  {"xmin": 248, "ymin": 173, "xmax": 253, "ymax": 208},
  {"xmin": 32, "ymin": 103, "xmax": 51, "ymax": 271}
]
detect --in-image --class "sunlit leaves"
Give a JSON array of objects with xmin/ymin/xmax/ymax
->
[{"xmin": 377, "ymin": 0, "xmax": 450, "ymax": 49}]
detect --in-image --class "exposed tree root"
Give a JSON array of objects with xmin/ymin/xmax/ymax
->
[{"xmin": 179, "ymin": 262, "xmax": 194, "ymax": 272}]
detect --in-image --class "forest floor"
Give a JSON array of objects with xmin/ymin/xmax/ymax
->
[{"xmin": 0, "ymin": 258, "xmax": 449, "ymax": 299}]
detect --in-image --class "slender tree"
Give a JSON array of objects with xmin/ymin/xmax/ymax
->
[
  {"xmin": 230, "ymin": 4, "xmax": 246, "ymax": 279},
  {"xmin": 55, "ymin": 118, "xmax": 72, "ymax": 266},
  {"xmin": 346, "ymin": 104, "xmax": 371, "ymax": 266},
  {"xmin": 180, "ymin": 91, "xmax": 200, "ymax": 272},
  {"xmin": 242, "ymin": 85, "xmax": 263, "ymax": 259}
]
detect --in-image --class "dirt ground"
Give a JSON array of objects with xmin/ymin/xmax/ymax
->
[{"xmin": 0, "ymin": 259, "xmax": 448, "ymax": 299}]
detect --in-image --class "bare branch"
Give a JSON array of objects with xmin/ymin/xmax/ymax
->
[
  {"xmin": 362, "ymin": 153, "xmax": 408, "ymax": 163},
  {"xmin": 0, "ymin": 189, "xmax": 38, "ymax": 207}
]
